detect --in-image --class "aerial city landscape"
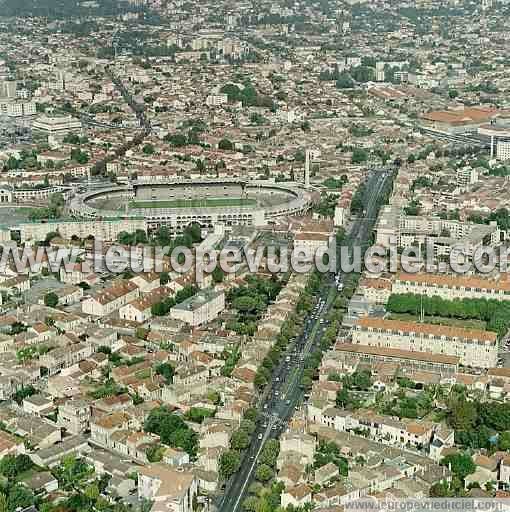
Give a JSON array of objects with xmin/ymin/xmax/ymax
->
[{"xmin": 1, "ymin": 0, "xmax": 510, "ymax": 511}]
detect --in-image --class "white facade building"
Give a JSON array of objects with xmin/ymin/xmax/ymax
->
[
  {"xmin": 393, "ymin": 272, "xmax": 510, "ymax": 302},
  {"xmin": 138, "ymin": 464, "xmax": 197, "ymax": 512},
  {"xmin": 170, "ymin": 289, "xmax": 225, "ymax": 327},
  {"xmin": 352, "ymin": 317, "xmax": 498, "ymax": 369},
  {"xmin": 497, "ymin": 141, "xmax": 510, "ymax": 161},
  {"xmin": 82, "ymin": 281, "xmax": 139, "ymax": 317},
  {"xmin": 205, "ymin": 94, "xmax": 228, "ymax": 106},
  {"xmin": 32, "ymin": 114, "xmax": 82, "ymax": 138}
]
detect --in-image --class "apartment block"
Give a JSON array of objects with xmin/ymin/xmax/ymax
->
[
  {"xmin": 393, "ymin": 272, "xmax": 510, "ymax": 302},
  {"xmin": 352, "ymin": 317, "xmax": 498, "ymax": 368},
  {"xmin": 170, "ymin": 289, "xmax": 225, "ymax": 327},
  {"xmin": 375, "ymin": 206, "xmax": 500, "ymax": 259},
  {"xmin": 82, "ymin": 280, "xmax": 139, "ymax": 317},
  {"xmin": 57, "ymin": 399, "xmax": 91, "ymax": 434}
]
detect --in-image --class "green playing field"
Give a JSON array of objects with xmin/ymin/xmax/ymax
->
[{"xmin": 129, "ymin": 198, "xmax": 257, "ymax": 209}]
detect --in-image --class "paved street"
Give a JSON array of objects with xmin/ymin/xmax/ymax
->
[{"xmin": 218, "ymin": 169, "xmax": 391, "ymax": 512}]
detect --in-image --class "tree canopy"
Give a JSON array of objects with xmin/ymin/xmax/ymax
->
[{"xmin": 144, "ymin": 406, "xmax": 198, "ymax": 457}]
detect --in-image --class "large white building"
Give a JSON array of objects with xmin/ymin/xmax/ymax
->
[
  {"xmin": 205, "ymin": 94, "xmax": 228, "ymax": 106},
  {"xmin": 294, "ymin": 232, "xmax": 332, "ymax": 256},
  {"xmin": 352, "ymin": 317, "xmax": 498, "ymax": 368},
  {"xmin": 69, "ymin": 180, "xmax": 313, "ymax": 231},
  {"xmin": 0, "ymin": 81, "xmax": 16, "ymax": 99},
  {"xmin": 138, "ymin": 464, "xmax": 197, "ymax": 512},
  {"xmin": 375, "ymin": 206, "xmax": 501, "ymax": 259},
  {"xmin": 497, "ymin": 141, "xmax": 510, "ymax": 161},
  {"xmin": 17, "ymin": 218, "xmax": 147, "ymax": 243},
  {"xmin": 456, "ymin": 166, "xmax": 478, "ymax": 189},
  {"xmin": 0, "ymin": 185, "xmax": 72, "ymax": 205},
  {"xmin": 118, "ymin": 287, "xmax": 169, "ymax": 324},
  {"xmin": 310, "ymin": 407, "xmax": 435, "ymax": 450},
  {"xmin": 420, "ymin": 107, "xmax": 498, "ymax": 135},
  {"xmin": 393, "ymin": 272, "xmax": 510, "ymax": 302},
  {"xmin": 57, "ymin": 400, "xmax": 91, "ymax": 435},
  {"xmin": 170, "ymin": 289, "xmax": 225, "ymax": 327},
  {"xmin": 82, "ymin": 280, "xmax": 139, "ymax": 317},
  {"xmin": 0, "ymin": 99, "xmax": 36, "ymax": 117},
  {"xmin": 32, "ymin": 114, "xmax": 82, "ymax": 138}
]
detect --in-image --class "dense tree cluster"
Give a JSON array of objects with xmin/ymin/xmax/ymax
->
[
  {"xmin": 349, "ymin": 125, "xmax": 374, "ymax": 137},
  {"xmin": 350, "ymin": 182, "xmax": 366, "ymax": 215},
  {"xmin": 144, "ymin": 406, "xmax": 198, "ymax": 457},
  {"xmin": 312, "ymin": 193, "xmax": 340, "ymax": 218},
  {"xmin": 220, "ymin": 82, "xmax": 274, "ymax": 109},
  {"xmin": 378, "ymin": 388, "xmax": 435, "ymax": 420},
  {"xmin": 322, "ymin": 176, "xmax": 348, "ymax": 190},
  {"xmin": 220, "ymin": 345, "xmax": 241, "ymax": 377},
  {"xmin": 335, "ymin": 369, "xmax": 372, "ymax": 410},
  {"xmin": 226, "ymin": 276, "xmax": 283, "ymax": 336},
  {"xmin": 411, "ymin": 176, "xmax": 433, "ymax": 190},
  {"xmin": 184, "ymin": 407, "xmax": 215, "ymax": 424},
  {"xmin": 351, "ymin": 147, "xmax": 369, "ymax": 164},
  {"xmin": 314, "ymin": 441, "xmax": 349, "ymax": 476},
  {"xmin": 387, "ymin": 293, "xmax": 510, "ymax": 338},
  {"xmin": 468, "ymin": 207, "xmax": 510, "ymax": 231},
  {"xmin": 447, "ymin": 386, "xmax": 510, "ymax": 450},
  {"xmin": 240, "ymin": 440, "xmax": 283, "ymax": 511},
  {"xmin": 254, "ymin": 311, "xmax": 300, "ymax": 389},
  {"xmin": 117, "ymin": 223, "xmax": 202, "ymax": 252},
  {"xmin": 155, "ymin": 362, "xmax": 174, "ymax": 384},
  {"xmin": 151, "ymin": 285, "xmax": 197, "ymax": 317}
]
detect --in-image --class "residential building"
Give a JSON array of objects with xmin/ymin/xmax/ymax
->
[
  {"xmin": 82, "ymin": 280, "xmax": 139, "ymax": 317},
  {"xmin": 393, "ymin": 272, "xmax": 510, "ymax": 302},
  {"xmin": 119, "ymin": 287, "xmax": 169, "ymax": 323},
  {"xmin": 137, "ymin": 464, "xmax": 198, "ymax": 512},
  {"xmin": 39, "ymin": 343, "xmax": 94, "ymax": 375},
  {"xmin": 32, "ymin": 113, "xmax": 82, "ymax": 138},
  {"xmin": 352, "ymin": 318, "xmax": 498, "ymax": 368},
  {"xmin": 170, "ymin": 289, "xmax": 225, "ymax": 327},
  {"xmin": 57, "ymin": 399, "xmax": 91, "ymax": 434}
]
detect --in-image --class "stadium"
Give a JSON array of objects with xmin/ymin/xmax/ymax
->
[{"xmin": 69, "ymin": 178, "xmax": 313, "ymax": 232}]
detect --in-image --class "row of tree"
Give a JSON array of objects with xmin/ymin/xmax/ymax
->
[
  {"xmin": 387, "ymin": 293, "xmax": 510, "ymax": 338},
  {"xmin": 218, "ymin": 408, "xmax": 259, "ymax": 482},
  {"xmin": 241, "ymin": 440, "xmax": 282, "ymax": 511}
]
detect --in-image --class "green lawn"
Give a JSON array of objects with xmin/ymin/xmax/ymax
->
[
  {"xmin": 387, "ymin": 313, "xmax": 487, "ymax": 331},
  {"xmin": 130, "ymin": 198, "xmax": 257, "ymax": 209}
]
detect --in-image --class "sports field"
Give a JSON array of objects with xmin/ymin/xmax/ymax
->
[{"xmin": 129, "ymin": 198, "xmax": 257, "ymax": 209}]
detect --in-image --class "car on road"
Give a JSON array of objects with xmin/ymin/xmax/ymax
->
[{"xmin": 258, "ymin": 433, "xmax": 263, "ymax": 440}]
